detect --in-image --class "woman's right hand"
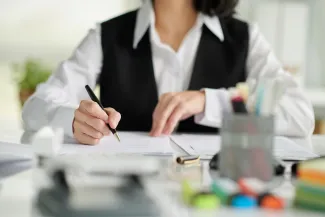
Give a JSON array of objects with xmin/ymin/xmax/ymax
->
[{"xmin": 73, "ymin": 100, "xmax": 121, "ymax": 145}]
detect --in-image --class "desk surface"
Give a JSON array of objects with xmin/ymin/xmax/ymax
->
[{"xmin": 0, "ymin": 130, "xmax": 325, "ymax": 217}]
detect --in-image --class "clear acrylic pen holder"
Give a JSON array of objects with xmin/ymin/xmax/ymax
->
[{"xmin": 219, "ymin": 113, "xmax": 275, "ymax": 182}]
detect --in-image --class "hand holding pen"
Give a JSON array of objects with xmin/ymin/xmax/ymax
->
[{"xmin": 72, "ymin": 85, "xmax": 121, "ymax": 145}]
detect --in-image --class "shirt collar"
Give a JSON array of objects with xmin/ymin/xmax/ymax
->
[{"xmin": 133, "ymin": 0, "xmax": 224, "ymax": 49}]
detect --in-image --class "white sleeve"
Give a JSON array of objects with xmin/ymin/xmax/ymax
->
[
  {"xmin": 195, "ymin": 23, "xmax": 315, "ymax": 137},
  {"xmin": 22, "ymin": 24, "xmax": 103, "ymax": 137},
  {"xmin": 194, "ymin": 88, "xmax": 230, "ymax": 128},
  {"xmin": 247, "ymin": 24, "xmax": 315, "ymax": 137}
]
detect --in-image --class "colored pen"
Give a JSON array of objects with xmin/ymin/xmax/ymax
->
[
  {"xmin": 238, "ymin": 179, "xmax": 284, "ymax": 210},
  {"xmin": 85, "ymin": 85, "xmax": 121, "ymax": 142},
  {"xmin": 211, "ymin": 179, "xmax": 239, "ymax": 205},
  {"xmin": 176, "ymin": 155, "xmax": 200, "ymax": 165},
  {"xmin": 231, "ymin": 96, "xmax": 248, "ymax": 114},
  {"xmin": 255, "ymin": 84, "xmax": 265, "ymax": 116},
  {"xmin": 211, "ymin": 181, "xmax": 229, "ymax": 204}
]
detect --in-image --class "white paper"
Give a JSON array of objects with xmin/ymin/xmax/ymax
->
[
  {"xmin": 274, "ymin": 137, "xmax": 319, "ymax": 160},
  {"xmin": 171, "ymin": 134, "xmax": 319, "ymax": 161},
  {"xmin": 61, "ymin": 132, "xmax": 173, "ymax": 155},
  {"xmin": 171, "ymin": 134, "xmax": 220, "ymax": 156}
]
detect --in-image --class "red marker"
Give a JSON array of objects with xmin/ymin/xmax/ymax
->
[
  {"xmin": 238, "ymin": 179, "xmax": 258, "ymax": 197},
  {"xmin": 238, "ymin": 179, "xmax": 285, "ymax": 210}
]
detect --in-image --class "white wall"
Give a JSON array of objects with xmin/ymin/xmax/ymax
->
[
  {"xmin": 0, "ymin": 0, "xmax": 141, "ymax": 62},
  {"xmin": 238, "ymin": 0, "xmax": 325, "ymax": 89},
  {"xmin": 306, "ymin": 0, "xmax": 325, "ymax": 88},
  {"xmin": 0, "ymin": 0, "xmax": 141, "ymax": 130}
]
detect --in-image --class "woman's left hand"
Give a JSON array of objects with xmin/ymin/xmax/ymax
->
[{"xmin": 150, "ymin": 91, "xmax": 205, "ymax": 137}]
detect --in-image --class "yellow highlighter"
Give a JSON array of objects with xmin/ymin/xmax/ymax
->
[{"xmin": 182, "ymin": 180, "xmax": 195, "ymax": 204}]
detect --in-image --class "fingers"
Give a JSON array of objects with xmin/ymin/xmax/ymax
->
[
  {"xmin": 150, "ymin": 93, "xmax": 182, "ymax": 137},
  {"xmin": 73, "ymin": 120, "xmax": 100, "ymax": 145},
  {"xmin": 73, "ymin": 100, "xmax": 122, "ymax": 145},
  {"xmin": 75, "ymin": 132, "xmax": 100, "ymax": 146},
  {"xmin": 162, "ymin": 104, "xmax": 185, "ymax": 135},
  {"xmin": 152, "ymin": 93, "xmax": 174, "ymax": 121},
  {"xmin": 79, "ymin": 100, "xmax": 108, "ymax": 121},
  {"xmin": 150, "ymin": 93, "xmax": 173, "ymax": 136},
  {"xmin": 74, "ymin": 120, "xmax": 104, "ymax": 139},
  {"xmin": 74, "ymin": 109, "xmax": 110, "ymax": 136},
  {"xmin": 104, "ymin": 108, "xmax": 121, "ymax": 129}
]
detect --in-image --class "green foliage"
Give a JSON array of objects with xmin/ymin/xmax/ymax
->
[{"xmin": 12, "ymin": 58, "xmax": 52, "ymax": 91}]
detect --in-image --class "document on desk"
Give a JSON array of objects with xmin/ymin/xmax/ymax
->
[
  {"xmin": 171, "ymin": 134, "xmax": 220, "ymax": 158},
  {"xmin": 274, "ymin": 137, "xmax": 319, "ymax": 160},
  {"xmin": 171, "ymin": 134, "xmax": 319, "ymax": 160},
  {"xmin": 61, "ymin": 132, "xmax": 173, "ymax": 155}
]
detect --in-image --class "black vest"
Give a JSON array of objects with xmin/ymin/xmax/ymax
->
[{"xmin": 99, "ymin": 10, "xmax": 249, "ymax": 133}]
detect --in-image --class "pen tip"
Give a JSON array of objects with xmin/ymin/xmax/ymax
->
[{"xmin": 114, "ymin": 133, "xmax": 121, "ymax": 142}]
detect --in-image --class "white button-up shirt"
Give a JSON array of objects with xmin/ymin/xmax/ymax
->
[{"xmin": 22, "ymin": 1, "xmax": 315, "ymax": 138}]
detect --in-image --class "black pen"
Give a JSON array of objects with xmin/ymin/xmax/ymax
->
[
  {"xmin": 85, "ymin": 85, "xmax": 121, "ymax": 142},
  {"xmin": 231, "ymin": 96, "xmax": 248, "ymax": 114}
]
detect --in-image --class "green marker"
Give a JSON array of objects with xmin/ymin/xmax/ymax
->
[
  {"xmin": 211, "ymin": 182, "xmax": 228, "ymax": 204},
  {"xmin": 211, "ymin": 179, "xmax": 238, "ymax": 205},
  {"xmin": 191, "ymin": 192, "xmax": 221, "ymax": 209}
]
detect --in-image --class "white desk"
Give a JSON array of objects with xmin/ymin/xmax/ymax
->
[{"xmin": 0, "ymin": 131, "xmax": 325, "ymax": 217}]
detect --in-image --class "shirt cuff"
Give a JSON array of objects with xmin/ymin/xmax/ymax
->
[
  {"xmin": 194, "ymin": 88, "xmax": 230, "ymax": 128},
  {"xmin": 50, "ymin": 105, "xmax": 77, "ymax": 138}
]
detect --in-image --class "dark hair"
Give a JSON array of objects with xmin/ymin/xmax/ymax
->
[{"xmin": 193, "ymin": 0, "xmax": 239, "ymax": 17}]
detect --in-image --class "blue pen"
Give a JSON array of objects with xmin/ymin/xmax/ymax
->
[{"xmin": 255, "ymin": 85, "xmax": 265, "ymax": 116}]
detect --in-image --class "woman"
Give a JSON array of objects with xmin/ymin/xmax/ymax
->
[{"xmin": 22, "ymin": 0, "xmax": 314, "ymax": 145}]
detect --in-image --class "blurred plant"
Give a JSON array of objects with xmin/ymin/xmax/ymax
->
[{"xmin": 12, "ymin": 58, "xmax": 52, "ymax": 106}]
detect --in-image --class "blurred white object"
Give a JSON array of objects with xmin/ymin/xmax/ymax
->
[
  {"xmin": 31, "ymin": 127, "xmax": 64, "ymax": 191},
  {"xmin": 31, "ymin": 127, "xmax": 63, "ymax": 157},
  {"xmin": 60, "ymin": 155, "xmax": 161, "ymax": 175},
  {"xmin": 0, "ymin": 141, "xmax": 33, "ymax": 159}
]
